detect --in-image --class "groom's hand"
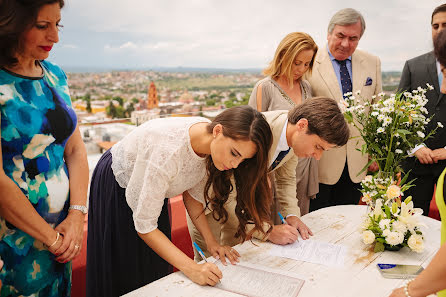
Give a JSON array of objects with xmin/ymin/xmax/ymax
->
[
  {"xmin": 267, "ymin": 225, "xmax": 298, "ymax": 245},
  {"xmin": 286, "ymin": 216, "xmax": 313, "ymax": 240}
]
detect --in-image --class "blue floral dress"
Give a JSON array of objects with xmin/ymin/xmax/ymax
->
[{"xmin": 0, "ymin": 60, "xmax": 77, "ymax": 296}]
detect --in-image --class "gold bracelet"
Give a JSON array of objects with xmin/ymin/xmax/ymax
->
[{"xmin": 48, "ymin": 232, "xmax": 60, "ymax": 248}]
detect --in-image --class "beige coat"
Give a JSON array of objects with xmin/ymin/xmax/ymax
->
[
  {"xmin": 187, "ymin": 110, "xmax": 300, "ymax": 259},
  {"xmin": 305, "ymin": 46, "xmax": 382, "ymax": 184}
]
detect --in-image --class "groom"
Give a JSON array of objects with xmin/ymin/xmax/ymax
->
[{"xmin": 187, "ymin": 97, "xmax": 350, "ymax": 260}]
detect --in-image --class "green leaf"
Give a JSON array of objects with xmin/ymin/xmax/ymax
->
[
  {"xmin": 392, "ymin": 202, "xmax": 398, "ymax": 214},
  {"xmin": 396, "ymin": 129, "xmax": 411, "ymax": 135},
  {"xmin": 374, "ymin": 241, "xmax": 385, "ymax": 252},
  {"xmin": 344, "ymin": 112, "xmax": 353, "ymax": 123},
  {"xmin": 357, "ymin": 158, "xmax": 375, "ymax": 176},
  {"xmin": 384, "ymin": 205, "xmax": 391, "ymax": 218},
  {"xmin": 399, "ymin": 170, "xmax": 411, "ymax": 186}
]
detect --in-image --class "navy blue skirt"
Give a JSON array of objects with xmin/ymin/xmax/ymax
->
[{"xmin": 86, "ymin": 149, "xmax": 172, "ymax": 297}]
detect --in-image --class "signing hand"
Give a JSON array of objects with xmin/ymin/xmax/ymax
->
[
  {"xmin": 54, "ymin": 211, "xmax": 85, "ymax": 263},
  {"xmin": 432, "ymin": 148, "xmax": 446, "ymax": 163},
  {"xmin": 184, "ymin": 262, "xmax": 222, "ymax": 286},
  {"xmin": 267, "ymin": 224, "xmax": 299, "ymax": 245},
  {"xmin": 207, "ymin": 242, "xmax": 240, "ymax": 265},
  {"xmin": 414, "ymin": 147, "xmax": 434, "ymax": 164},
  {"xmin": 286, "ymin": 216, "xmax": 313, "ymax": 240}
]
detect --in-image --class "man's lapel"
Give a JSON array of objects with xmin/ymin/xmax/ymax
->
[
  {"xmin": 316, "ymin": 47, "xmax": 343, "ymax": 101},
  {"xmin": 352, "ymin": 51, "xmax": 366, "ymax": 95},
  {"xmin": 263, "ymin": 111, "xmax": 287, "ymax": 165},
  {"xmin": 426, "ymin": 52, "xmax": 441, "ymax": 97}
]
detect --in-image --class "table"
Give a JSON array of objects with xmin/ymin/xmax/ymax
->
[{"xmin": 124, "ymin": 205, "xmax": 442, "ymax": 297}]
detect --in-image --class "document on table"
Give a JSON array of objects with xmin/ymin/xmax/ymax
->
[
  {"xmin": 213, "ymin": 261, "xmax": 304, "ymax": 297},
  {"xmin": 269, "ymin": 239, "xmax": 347, "ymax": 267}
]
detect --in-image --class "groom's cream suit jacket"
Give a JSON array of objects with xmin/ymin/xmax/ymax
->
[{"xmin": 305, "ymin": 46, "xmax": 382, "ymax": 184}]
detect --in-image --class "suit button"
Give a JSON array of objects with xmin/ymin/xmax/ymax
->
[{"xmin": 437, "ymin": 107, "xmax": 440, "ymax": 111}]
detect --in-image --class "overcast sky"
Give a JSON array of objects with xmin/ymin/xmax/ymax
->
[{"xmin": 51, "ymin": 0, "xmax": 445, "ymax": 71}]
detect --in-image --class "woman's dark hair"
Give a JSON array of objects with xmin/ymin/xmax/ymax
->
[
  {"xmin": 288, "ymin": 96, "xmax": 350, "ymax": 147},
  {"xmin": 434, "ymin": 29, "xmax": 446, "ymax": 67},
  {"xmin": 204, "ymin": 105, "xmax": 273, "ymax": 241},
  {"xmin": 0, "ymin": 0, "xmax": 64, "ymax": 68}
]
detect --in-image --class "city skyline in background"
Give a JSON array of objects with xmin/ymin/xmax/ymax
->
[{"xmin": 51, "ymin": 0, "xmax": 445, "ymax": 72}]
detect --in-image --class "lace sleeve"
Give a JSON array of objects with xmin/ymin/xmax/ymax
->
[
  {"xmin": 125, "ymin": 150, "xmax": 179, "ymax": 234},
  {"xmin": 187, "ymin": 177, "xmax": 206, "ymax": 206}
]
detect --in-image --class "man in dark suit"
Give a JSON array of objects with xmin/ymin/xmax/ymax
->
[{"xmin": 398, "ymin": 3, "xmax": 446, "ymax": 215}]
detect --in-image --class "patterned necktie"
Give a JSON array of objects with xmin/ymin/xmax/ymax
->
[
  {"xmin": 270, "ymin": 148, "xmax": 290, "ymax": 171},
  {"xmin": 337, "ymin": 59, "xmax": 352, "ymax": 98}
]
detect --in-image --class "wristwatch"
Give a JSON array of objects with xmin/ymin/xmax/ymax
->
[{"xmin": 69, "ymin": 205, "xmax": 88, "ymax": 215}]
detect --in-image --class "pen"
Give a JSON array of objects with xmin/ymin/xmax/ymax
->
[
  {"xmin": 278, "ymin": 212, "xmax": 288, "ymax": 225},
  {"xmin": 193, "ymin": 242, "xmax": 208, "ymax": 263}
]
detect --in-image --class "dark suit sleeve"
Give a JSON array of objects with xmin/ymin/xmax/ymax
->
[{"xmin": 398, "ymin": 61, "xmax": 412, "ymax": 92}]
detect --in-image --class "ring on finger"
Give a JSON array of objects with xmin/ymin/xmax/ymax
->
[{"xmin": 74, "ymin": 244, "xmax": 80, "ymax": 249}]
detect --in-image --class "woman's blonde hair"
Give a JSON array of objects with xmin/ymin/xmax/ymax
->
[{"xmin": 263, "ymin": 32, "xmax": 317, "ymax": 88}]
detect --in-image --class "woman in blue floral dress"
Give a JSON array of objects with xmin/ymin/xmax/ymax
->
[{"xmin": 0, "ymin": 0, "xmax": 89, "ymax": 295}]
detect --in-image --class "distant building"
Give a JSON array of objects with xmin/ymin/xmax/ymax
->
[
  {"xmin": 73, "ymin": 100, "xmax": 107, "ymax": 114},
  {"xmin": 178, "ymin": 90, "xmax": 194, "ymax": 104},
  {"xmin": 79, "ymin": 123, "xmax": 135, "ymax": 154},
  {"xmin": 131, "ymin": 109, "xmax": 160, "ymax": 126},
  {"xmin": 147, "ymin": 81, "xmax": 159, "ymax": 109}
]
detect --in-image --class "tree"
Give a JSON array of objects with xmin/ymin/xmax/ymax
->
[
  {"xmin": 106, "ymin": 102, "xmax": 117, "ymax": 118},
  {"xmin": 86, "ymin": 99, "xmax": 92, "ymax": 113},
  {"xmin": 224, "ymin": 100, "xmax": 234, "ymax": 108},
  {"xmin": 113, "ymin": 96, "xmax": 124, "ymax": 107},
  {"xmin": 125, "ymin": 102, "xmax": 135, "ymax": 118},
  {"xmin": 115, "ymin": 106, "xmax": 125, "ymax": 118}
]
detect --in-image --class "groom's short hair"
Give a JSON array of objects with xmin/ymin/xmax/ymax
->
[{"xmin": 288, "ymin": 97, "xmax": 350, "ymax": 147}]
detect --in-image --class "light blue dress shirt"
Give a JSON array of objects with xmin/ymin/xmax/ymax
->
[{"xmin": 327, "ymin": 47, "xmax": 353, "ymax": 92}]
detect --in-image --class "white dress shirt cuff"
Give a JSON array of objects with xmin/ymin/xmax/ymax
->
[
  {"xmin": 286, "ymin": 214, "xmax": 298, "ymax": 219},
  {"xmin": 409, "ymin": 144, "xmax": 426, "ymax": 157}
]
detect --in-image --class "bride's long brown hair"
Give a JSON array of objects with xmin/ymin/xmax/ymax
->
[{"xmin": 204, "ymin": 106, "xmax": 273, "ymax": 241}]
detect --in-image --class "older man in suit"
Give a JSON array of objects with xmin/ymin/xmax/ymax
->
[
  {"xmin": 306, "ymin": 8, "xmax": 382, "ymax": 212},
  {"xmin": 187, "ymin": 98, "xmax": 350, "ymax": 260},
  {"xmin": 398, "ymin": 4, "xmax": 446, "ymax": 216}
]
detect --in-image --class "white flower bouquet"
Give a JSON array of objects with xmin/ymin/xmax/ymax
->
[
  {"xmin": 360, "ymin": 174, "xmax": 424, "ymax": 252},
  {"xmin": 341, "ymin": 85, "xmax": 441, "ymax": 175},
  {"xmin": 340, "ymin": 85, "xmax": 442, "ymax": 252}
]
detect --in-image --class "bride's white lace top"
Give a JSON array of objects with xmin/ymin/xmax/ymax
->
[{"xmin": 111, "ymin": 117, "xmax": 211, "ymax": 234}]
